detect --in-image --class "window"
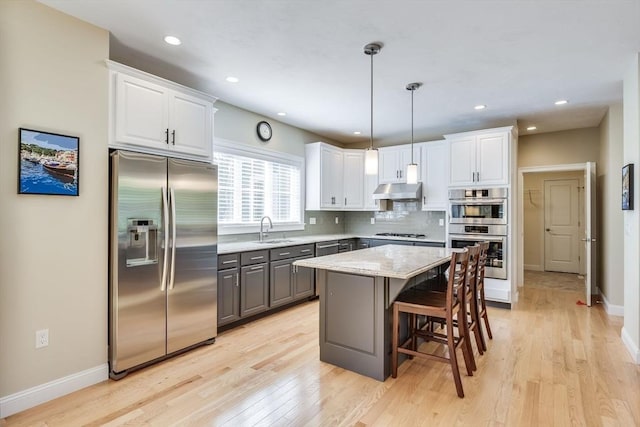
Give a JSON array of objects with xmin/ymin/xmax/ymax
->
[{"xmin": 214, "ymin": 140, "xmax": 304, "ymax": 234}]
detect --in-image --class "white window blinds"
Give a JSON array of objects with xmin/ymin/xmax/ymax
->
[{"xmin": 214, "ymin": 144, "xmax": 302, "ymax": 229}]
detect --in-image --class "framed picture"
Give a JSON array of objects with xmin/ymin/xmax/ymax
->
[
  {"xmin": 18, "ymin": 128, "xmax": 79, "ymax": 196},
  {"xmin": 622, "ymin": 163, "xmax": 633, "ymax": 210}
]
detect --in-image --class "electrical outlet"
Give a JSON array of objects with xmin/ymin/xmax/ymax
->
[
  {"xmin": 335, "ymin": 217, "xmax": 339, "ymax": 224},
  {"xmin": 439, "ymin": 219, "xmax": 444, "ymax": 226},
  {"xmin": 370, "ymin": 217, "xmax": 375, "ymax": 224},
  {"xmin": 35, "ymin": 329, "xmax": 49, "ymax": 348},
  {"xmin": 309, "ymin": 217, "xmax": 316, "ymax": 225}
]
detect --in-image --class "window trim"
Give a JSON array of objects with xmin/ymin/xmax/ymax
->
[{"xmin": 213, "ymin": 138, "xmax": 305, "ymax": 236}]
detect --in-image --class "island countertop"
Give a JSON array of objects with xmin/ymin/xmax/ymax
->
[{"xmin": 293, "ymin": 244, "xmax": 453, "ymax": 280}]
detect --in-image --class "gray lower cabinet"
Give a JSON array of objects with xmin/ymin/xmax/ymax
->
[
  {"xmin": 217, "ymin": 253, "xmax": 240, "ymax": 326},
  {"xmin": 269, "ymin": 244, "xmax": 315, "ymax": 307},
  {"xmin": 217, "ymin": 267, "xmax": 240, "ymax": 326},
  {"xmin": 293, "ymin": 256, "xmax": 314, "ymax": 298},
  {"xmin": 414, "ymin": 241, "xmax": 445, "ymax": 248},
  {"xmin": 240, "ymin": 251, "xmax": 269, "ymax": 317},
  {"xmin": 270, "ymin": 259, "xmax": 295, "ymax": 307}
]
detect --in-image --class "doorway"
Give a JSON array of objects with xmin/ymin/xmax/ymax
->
[{"xmin": 517, "ymin": 162, "xmax": 597, "ymax": 306}]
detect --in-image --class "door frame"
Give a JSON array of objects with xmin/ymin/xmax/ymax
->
[{"xmin": 517, "ymin": 163, "xmax": 595, "ymax": 301}]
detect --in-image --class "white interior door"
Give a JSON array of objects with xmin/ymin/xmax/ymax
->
[
  {"xmin": 544, "ymin": 179, "xmax": 581, "ymax": 273},
  {"xmin": 584, "ymin": 162, "xmax": 597, "ymax": 307}
]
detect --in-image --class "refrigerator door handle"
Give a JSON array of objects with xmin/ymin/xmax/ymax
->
[
  {"xmin": 161, "ymin": 186, "xmax": 170, "ymax": 291},
  {"xmin": 169, "ymin": 186, "xmax": 177, "ymax": 290}
]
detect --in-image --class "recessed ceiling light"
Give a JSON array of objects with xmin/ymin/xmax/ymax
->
[
  {"xmin": 474, "ymin": 104, "xmax": 486, "ymax": 110},
  {"xmin": 353, "ymin": 131, "xmax": 361, "ymax": 135},
  {"xmin": 555, "ymin": 99, "xmax": 568, "ymax": 105},
  {"xmin": 527, "ymin": 126, "xmax": 537, "ymax": 131},
  {"xmin": 277, "ymin": 112, "xmax": 286, "ymax": 116},
  {"xmin": 164, "ymin": 35, "xmax": 181, "ymax": 46},
  {"xmin": 225, "ymin": 76, "xmax": 239, "ymax": 83}
]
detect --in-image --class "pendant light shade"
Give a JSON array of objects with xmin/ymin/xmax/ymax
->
[
  {"xmin": 405, "ymin": 82, "xmax": 421, "ymax": 185},
  {"xmin": 364, "ymin": 43, "xmax": 381, "ymax": 176}
]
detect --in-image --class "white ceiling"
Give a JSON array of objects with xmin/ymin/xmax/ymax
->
[{"xmin": 41, "ymin": 0, "xmax": 640, "ymax": 146}]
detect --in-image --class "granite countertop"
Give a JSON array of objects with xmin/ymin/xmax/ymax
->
[
  {"xmin": 293, "ymin": 245, "xmax": 453, "ymax": 280},
  {"xmin": 218, "ymin": 234, "xmax": 446, "ymax": 254}
]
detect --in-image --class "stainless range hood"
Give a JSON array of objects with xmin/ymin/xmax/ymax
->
[{"xmin": 372, "ymin": 182, "xmax": 422, "ymax": 200}]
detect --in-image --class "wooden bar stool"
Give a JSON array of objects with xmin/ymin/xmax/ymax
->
[
  {"xmin": 477, "ymin": 241, "xmax": 493, "ymax": 347},
  {"xmin": 391, "ymin": 249, "xmax": 474, "ymax": 398}
]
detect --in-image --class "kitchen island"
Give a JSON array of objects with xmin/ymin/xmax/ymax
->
[{"xmin": 293, "ymin": 245, "xmax": 452, "ymax": 381}]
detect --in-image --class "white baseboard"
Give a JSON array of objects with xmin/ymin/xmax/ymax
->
[
  {"xmin": 523, "ymin": 264, "xmax": 542, "ymax": 271},
  {"xmin": 621, "ymin": 327, "xmax": 640, "ymax": 364},
  {"xmin": 599, "ymin": 290, "xmax": 624, "ymax": 317},
  {"xmin": 0, "ymin": 363, "xmax": 108, "ymax": 418}
]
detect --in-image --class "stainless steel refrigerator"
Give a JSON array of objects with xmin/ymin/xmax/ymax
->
[{"xmin": 109, "ymin": 150, "xmax": 217, "ymax": 379}]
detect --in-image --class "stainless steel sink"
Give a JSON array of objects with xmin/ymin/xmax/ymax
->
[{"xmin": 255, "ymin": 239, "xmax": 296, "ymax": 244}]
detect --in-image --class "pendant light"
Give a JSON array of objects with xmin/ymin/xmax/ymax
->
[
  {"xmin": 405, "ymin": 82, "xmax": 421, "ymax": 184},
  {"xmin": 364, "ymin": 43, "xmax": 382, "ymax": 175}
]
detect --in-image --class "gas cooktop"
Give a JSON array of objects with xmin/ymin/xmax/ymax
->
[{"xmin": 375, "ymin": 232, "xmax": 426, "ymax": 238}]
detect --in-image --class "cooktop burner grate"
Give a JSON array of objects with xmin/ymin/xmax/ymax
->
[{"xmin": 375, "ymin": 232, "xmax": 426, "ymax": 238}]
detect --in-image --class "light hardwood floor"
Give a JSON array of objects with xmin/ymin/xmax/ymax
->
[{"xmin": 2, "ymin": 281, "xmax": 638, "ymax": 426}]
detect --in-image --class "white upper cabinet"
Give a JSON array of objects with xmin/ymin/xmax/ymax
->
[
  {"xmin": 108, "ymin": 61, "xmax": 217, "ymax": 161},
  {"xmin": 420, "ymin": 140, "xmax": 449, "ymax": 210},
  {"xmin": 305, "ymin": 143, "xmax": 381, "ymax": 211},
  {"xmin": 446, "ymin": 127, "xmax": 513, "ymax": 187},
  {"xmin": 379, "ymin": 144, "xmax": 421, "ymax": 184},
  {"xmin": 306, "ymin": 142, "xmax": 344, "ymax": 210},
  {"xmin": 343, "ymin": 150, "xmax": 365, "ymax": 209}
]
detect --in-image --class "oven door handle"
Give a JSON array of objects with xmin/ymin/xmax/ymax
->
[
  {"xmin": 449, "ymin": 199, "xmax": 506, "ymax": 205},
  {"xmin": 449, "ymin": 234, "xmax": 505, "ymax": 242}
]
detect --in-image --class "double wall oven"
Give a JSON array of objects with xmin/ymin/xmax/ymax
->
[{"xmin": 448, "ymin": 188, "xmax": 508, "ymax": 280}]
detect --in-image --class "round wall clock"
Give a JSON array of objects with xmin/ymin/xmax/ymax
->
[{"xmin": 257, "ymin": 121, "xmax": 272, "ymax": 142}]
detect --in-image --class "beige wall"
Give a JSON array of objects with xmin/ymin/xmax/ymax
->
[
  {"xmin": 519, "ymin": 127, "xmax": 600, "ymax": 167},
  {"xmin": 598, "ymin": 105, "xmax": 624, "ymax": 306},
  {"xmin": 623, "ymin": 54, "xmax": 640, "ymax": 360},
  {"xmin": 523, "ymin": 171, "xmax": 585, "ymax": 272},
  {"xmin": 0, "ymin": 1, "xmax": 109, "ymax": 397}
]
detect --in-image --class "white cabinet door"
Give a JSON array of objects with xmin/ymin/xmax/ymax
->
[
  {"xmin": 379, "ymin": 145, "xmax": 421, "ymax": 183},
  {"xmin": 421, "ymin": 140, "xmax": 449, "ymax": 210},
  {"xmin": 343, "ymin": 150, "xmax": 364, "ymax": 209},
  {"xmin": 170, "ymin": 91, "xmax": 213, "ymax": 158},
  {"xmin": 378, "ymin": 148, "xmax": 402, "ymax": 183},
  {"xmin": 476, "ymin": 132, "xmax": 508, "ymax": 185},
  {"xmin": 449, "ymin": 137, "xmax": 476, "ymax": 186},
  {"xmin": 363, "ymin": 172, "xmax": 380, "ymax": 210},
  {"xmin": 320, "ymin": 145, "xmax": 344, "ymax": 208},
  {"xmin": 115, "ymin": 73, "xmax": 169, "ymax": 149}
]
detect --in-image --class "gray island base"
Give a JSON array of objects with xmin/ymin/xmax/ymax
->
[{"xmin": 293, "ymin": 245, "xmax": 452, "ymax": 381}]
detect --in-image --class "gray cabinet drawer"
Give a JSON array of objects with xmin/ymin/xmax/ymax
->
[
  {"xmin": 241, "ymin": 250, "xmax": 269, "ymax": 266},
  {"xmin": 270, "ymin": 244, "xmax": 314, "ymax": 261},
  {"xmin": 218, "ymin": 253, "xmax": 239, "ymax": 270}
]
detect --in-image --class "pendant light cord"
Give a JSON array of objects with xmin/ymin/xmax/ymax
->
[
  {"xmin": 370, "ymin": 52, "xmax": 374, "ymax": 150},
  {"xmin": 410, "ymin": 88, "xmax": 414, "ymax": 163}
]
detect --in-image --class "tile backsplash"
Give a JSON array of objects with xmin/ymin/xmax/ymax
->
[
  {"xmin": 218, "ymin": 206, "xmax": 446, "ymax": 243},
  {"xmin": 345, "ymin": 204, "xmax": 446, "ymax": 240}
]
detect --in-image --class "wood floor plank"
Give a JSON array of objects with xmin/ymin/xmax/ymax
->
[{"xmin": 2, "ymin": 272, "xmax": 639, "ymax": 426}]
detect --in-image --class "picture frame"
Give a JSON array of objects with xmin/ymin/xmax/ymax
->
[
  {"xmin": 622, "ymin": 163, "xmax": 633, "ymax": 210},
  {"xmin": 18, "ymin": 128, "xmax": 79, "ymax": 196}
]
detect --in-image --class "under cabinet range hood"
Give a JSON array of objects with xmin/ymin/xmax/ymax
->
[{"xmin": 373, "ymin": 182, "xmax": 422, "ymax": 200}]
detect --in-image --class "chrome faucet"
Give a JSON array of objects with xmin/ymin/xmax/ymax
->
[{"xmin": 259, "ymin": 216, "xmax": 273, "ymax": 242}]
